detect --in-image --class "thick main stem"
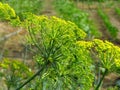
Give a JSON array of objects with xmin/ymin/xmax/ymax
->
[
  {"xmin": 16, "ymin": 63, "xmax": 48, "ymax": 90},
  {"xmin": 7, "ymin": 86, "xmax": 10, "ymax": 90},
  {"xmin": 95, "ymin": 69, "xmax": 108, "ymax": 90}
]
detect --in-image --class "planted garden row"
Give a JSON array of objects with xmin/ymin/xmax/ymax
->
[
  {"xmin": 98, "ymin": 9, "xmax": 118, "ymax": 39},
  {"xmin": 115, "ymin": 8, "xmax": 120, "ymax": 16}
]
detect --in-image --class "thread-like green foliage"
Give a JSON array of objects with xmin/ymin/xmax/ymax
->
[
  {"xmin": 19, "ymin": 14, "xmax": 120, "ymax": 89},
  {"xmin": 25, "ymin": 14, "xmax": 94, "ymax": 90},
  {"xmin": 77, "ymin": 39, "xmax": 120, "ymax": 71},
  {"xmin": 77, "ymin": 39, "xmax": 120, "ymax": 89}
]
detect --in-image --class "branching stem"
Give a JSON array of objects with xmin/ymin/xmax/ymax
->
[
  {"xmin": 95, "ymin": 69, "xmax": 108, "ymax": 90},
  {"xmin": 16, "ymin": 62, "xmax": 49, "ymax": 90}
]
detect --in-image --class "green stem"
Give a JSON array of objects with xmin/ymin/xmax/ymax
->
[
  {"xmin": 7, "ymin": 86, "xmax": 10, "ymax": 90},
  {"xmin": 95, "ymin": 69, "xmax": 108, "ymax": 90},
  {"xmin": 16, "ymin": 62, "xmax": 49, "ymax": 90}
]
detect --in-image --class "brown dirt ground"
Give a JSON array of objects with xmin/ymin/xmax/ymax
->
[
  {"xmin": 0, "ymin": 22, "xmax": 27, "ymax": 58},
  {"xmin": 88, "ymin": 10, "xmax": 112, "ymax": 40},
  {"xmin": 105, "ymin": 9, "xmax": 120, "ymax": 39},
  {"xmin": 41, "ymin": 0, "xmax": 56, "ymax": 16}
]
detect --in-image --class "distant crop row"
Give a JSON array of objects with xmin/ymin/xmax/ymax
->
[
  {"xmin": 98, "ymin": 9, "xmax": 118, "ymax": 39},
  {"xmin": 115, "ymin": 8, "xmax": 120, "ymax": 16}
]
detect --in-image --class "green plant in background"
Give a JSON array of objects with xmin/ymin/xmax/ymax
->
[
  {"xmin": 115, "ymin": 8, "xmax": 120, "ymax": 16},
  {"xmin": 92, "ymin": 39, "xmax": 120, "ymax": 70},
  {"xmin": 98, "ymin": 9, "xmax": 118, "ymax": 39},
  {"xmin": 0, "ymin": 2, "xmax": 16, "ymax": 21},
  {"xmin": 0, "ymin": 58, "xmax": 33, "ymax": 90},
  {"xmin": 0, "ymin": 2, "xmax": 21, "ymax": 26},
  {"xmin": 77, "ymin": 39, "xmax": 120, "ymax": 89},
  {"xmin": 1, "ymin": 0, "xmax": 43, "ymax": 19},
  {"xmin": 53, "ymin": 0, "xmax": 101, "ymax": 39},
  {"xmin": 92, "ymin": 39, "xmax": 120, "ymax": 89}
]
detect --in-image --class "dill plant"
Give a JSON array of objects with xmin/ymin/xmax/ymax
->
[
  {"xmin": 17, "ymin": 14, "xmax": 94, "ymax": 90},
  {"xmin": 0, "ymin": 2, "xmax": 21, "ymax": 26},
  {"xmin": 77, "ymin": 39, "xmax": 120, "ymax": 89},
  {"xmin": 0, "ymin": 2, "xmax": 120, "ymax": 89},
  {"xmin": 0, "ymin": 2, "xmax": 16, "ymax": 21}
]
